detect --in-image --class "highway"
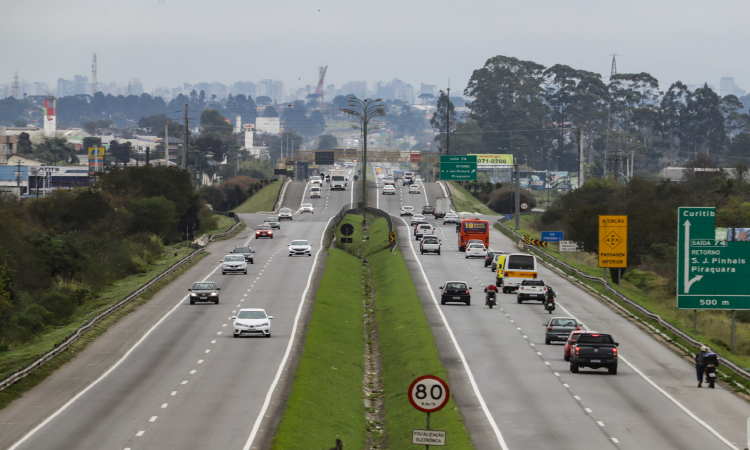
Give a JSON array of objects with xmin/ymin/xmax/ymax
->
[
  {"xmin": 0, "ymin": 173, "xmax": 358, "ymax": 450},
  {"xmin": 373, "ymin": 173, "xmax": 750, "ymax": 450}
]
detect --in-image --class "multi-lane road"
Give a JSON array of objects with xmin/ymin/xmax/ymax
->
[
  {"xmin": 0, "ymin": 172, "xmax": 358, "ymax": 450},
  {"xmin": 373, "ymin": 173, "xmax": 750, "ymax": 450},
  {"xmin": 3, "ymin": 167, "xmax": 750, "ymax": 450}
]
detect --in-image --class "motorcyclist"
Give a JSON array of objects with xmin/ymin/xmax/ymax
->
[
  {"xmin": 484, "ymin": 284, "xmax": 498, "ymax": 305},
  {"xmin": 544, "ymin": 285, "xmax": 556, "ymax": 310},
  {"xmin": 695, "ymin": 345, "xmax": 718, "ymax": 387}
]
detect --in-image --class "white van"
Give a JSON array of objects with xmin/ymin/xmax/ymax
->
[
  {"xmin": 501, "ymin": 253, "xmax": 538, "ymax": 293},
  {"xmin": 310, "ymin": 186, "xmax": 321, "ymax": 198},
  {"xmin": 311, "ymin": 178, "xmax": 321, "ymax": 186}
]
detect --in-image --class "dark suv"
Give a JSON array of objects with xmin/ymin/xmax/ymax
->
[
  {"xmin": 231, "ymin": 246, "xmax": 254, "ymax": 264},
  {"xmin": 422, "ymin": 205, "xmax": 435, "ymax": 215},
  {"xmin": 439, "ymin": 281, "xmax": 472, "ymax": 305}
]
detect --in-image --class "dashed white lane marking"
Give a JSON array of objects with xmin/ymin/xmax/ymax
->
[
  {"xmin": 136, "ymin": 431, "xmax": 144, "ymax": 437},
  {"xmin": 198, "ymin": 360, "xmax": 203, "ymax": 364},
  {"xmin": 222, "ymin": 324, "xmax": 227, "ymax": 327},
  {"xmin": 205, "ymin": 349, "xmax": 210, "ymax": 353},
  {"xmin": 181, "ymin": 381, "xmax": 188, "ymax": 385},
  {"xmin": 161, "ymin": 403, "xmax": 168, "ymax": 409},
  {"xmin": 597, "ymin": 421, "xmax": 605, "ymax": 427},
  {"xmin": 211, "ymin": 340, "xmax": 216, "ymax": 344},
  {"xmin": 611, "ymin": 438, "xmax": 620, "ymax": 444},
  {"xmin": 217, "ymin": 332, "xmax": 222, "ymax": 335},
  {"xmin": 586, "ymin": 408, "xmax": 593, "ymax": 413},
  {"xmin": 190, "ymin": 370, "xmax": 196, "ymax": 374},
  {"xmin": 149, "ymin": 416, "xmax": 157, "ymax": 422},
  {"xmin": 170, "ymin": 391, "xmax": 177, "ymax": 396}
]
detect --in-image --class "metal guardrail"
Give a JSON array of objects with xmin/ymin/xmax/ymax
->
[
  {"xmin": 208, "ymin": 213, "xmax": 241, "ymax": 241},
  {"xmin": 273, "ymin": 178, "xmax": 291, "ymax": 212},
  {"xmin": 495, "ymin": 219, "xmax": 750, "ymax": 382},
  {"xmin": 0, "ymin": 247, "xmax": 206, "ymax": 392}
]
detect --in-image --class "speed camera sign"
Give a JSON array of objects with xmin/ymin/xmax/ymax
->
[{"xmin": 408, "ymin": 375, "xmax": 450, "ymax": 413}]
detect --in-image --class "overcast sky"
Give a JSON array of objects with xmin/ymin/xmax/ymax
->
[{"xmin": 2, "ymin": 0, "xmax": 748, "ymax": 97}]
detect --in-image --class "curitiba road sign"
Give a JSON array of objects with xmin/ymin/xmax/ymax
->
[{"xmin": 677, "ymin": 207, "xmax": 750, "ymax": 310}]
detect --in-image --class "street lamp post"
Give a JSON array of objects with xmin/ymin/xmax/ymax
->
[{"xmin": 341, "ymin": 97, "xmax": 386, "ymax": 225}]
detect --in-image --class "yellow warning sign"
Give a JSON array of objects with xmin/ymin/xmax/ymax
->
[{"xmin": 598, "ymin": 215, "xmax": 627, "ymax": 268}]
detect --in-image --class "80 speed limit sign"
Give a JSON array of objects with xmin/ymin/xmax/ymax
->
[{"xmin": 408, "ymin": 375, "xmax": 450, "ymax": 413}]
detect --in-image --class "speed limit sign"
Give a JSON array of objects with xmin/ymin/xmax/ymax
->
[
  {"xmin": 408, "ymin": 375, "xmax": 450, "ymax": 413},
  {"xmin": 520, "ymin": 202, "xmax": 529, "ymax": 211}
]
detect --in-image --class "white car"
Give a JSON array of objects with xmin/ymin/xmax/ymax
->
[
  {"xmin": 415, "ymin": 224, "xmax": 435, "ymax": 240},
  {"xmin": 221, "ymin": 255, "xmax": 247, "ymax": 275},
  {"xmin": 288, "ymin": 239, "xmax": 313, "ymax": 257},
  {"xmin": 443, "ymin": 213, "xmax": 459, "ymax": 224},
  {"xmin": 416, "ymin": 177, "xmax": 422, "ymax": 182},
  {"xmin": 465, "ymin": 243, "xmax": 487, "ymax": 259},
  {"xmin": 232, "ymin": 308, "xmax": 273, "ymax": 338},
  {"xmin": 300, "ymin": 203, "xmax": 314, "ymax": 213},
  {"xmin": 401, "ymin": 206, "xmax": 415, "ymax": 216},
  {"xmin": 408, "ymin": 184, "xmax": 421, "ymax": 194},
  {"xmin": 383, "ymin": 178, "xmax": 395, "ymax": 186},
  {"xmin": 382, "ymin": 185, "xmax": 396, "ymax": 195},
  {"xmin": 278, "ymin": 207, "xmax": 293, "ymax": 220},
  {"xmin": 410, "ymin": 214, "xmax": 426, "ymax": 226}
]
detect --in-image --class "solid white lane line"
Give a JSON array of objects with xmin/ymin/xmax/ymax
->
[
  {"xmin": 7, "ymin": 249, "xmax": 230, "ymax": 449},
  {"xmin": 241, "ymin": 215, "xmax": 335, "ymax": 450},
  {"xmin": 397, "ymin": 216, "xmax": 509, "ymax": 450},
  {"xmin": 555, "ymin": 301, "xmax": 739, "ymax": 450}
]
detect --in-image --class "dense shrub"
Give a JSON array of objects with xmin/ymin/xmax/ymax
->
[{"xmin": 487, "ymin": 186, "xmax": 537, "ymax": 213}]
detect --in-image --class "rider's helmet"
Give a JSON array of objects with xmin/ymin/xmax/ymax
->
[{"xmin": 700, "ymin": 345, "xmax": 709, "ymax": 352}]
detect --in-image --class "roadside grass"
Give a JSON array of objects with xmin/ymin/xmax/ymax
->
[
  {"xmin": 271, "ymin": 247, "xmax": 367, "ymax": 450},
  {"xmin": 334, "ymin": 214, "xmax": 390, "ymax": 257},
  {"xmin": 204, "ymin": 215, "xmax": 235, "ymax": 236},
  {"xmin": 447, "ymin": 181, "xmax": 496, "ymax": 215},
  {"xmin": 232, "ymin": 179, "xmax": 283, "ymax": 213},
  {"xmin": 493, "ymin": 220, "xmax": 750, "ymax": 381},
  {"xmin": 371, "ymin": 245, "xmax": 475, "ymax": 449},
  {"xmin": 0, "ymin": 246, "xmax": 208, "ymax": 411},
  {"xmin": 207, "ymin": 217, "xmax": 246, "ymax": 242}
]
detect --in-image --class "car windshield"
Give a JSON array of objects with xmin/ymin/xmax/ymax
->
[
  {"xmin": 237, "ymin": 310, "xmax": 267, "ymax": 319},
  {"xmin": 446, "ymin": 214, "xmax": 457, "ymax": 218},
  {"xmin": 280, "ymin": 208, "xmax": 291, "ymax": 213},
  {"xmin": 413, "ymin": 215, "xmax": 424, "ymax": 219},
  {"xmin": 410, "ymin": 185, "xmax": 419, "ymax": 188},
  {"xmin": 403, "ymin": 206, "xmax": 413, "ymax": 210},
  {"xmin": 522, "ymin": 280, "xmax": 545, "ymax": 286},
  {"xmin": 469, "ymin": 244, "xmax": 484, "ymax": 249},
  {"xmin": 302, "ymin": 204, "xmax": 312, "ymax": 208},
  {"xmin": 234, "ymin": 247, "xmax": 251, "ymax": 253},
  {"xmin": 446, "ymin": 283, "xmax": 467, "ymax": 290},
  {"xmin": 291, "ymin": 240, "xmax": 309, "ymax": 246},
  {"xmin": 419, "ymin": 225, "xmax": 431, "ymax": 229},
  {"xmin": 225, "ymin": 255, "xmax": 244, "ymax": 262},
  {"xmin": 266, "ymin": 218, "xmax": 278, "ymax": 222},
  {"xmin": 257, "ymin": 225, "xmax": 271, "ymax": 230},
  {"xmin": 423, "ymin": 238, "xmax": 438, "ymax": 243},
  {"xmin": 551, "ymin": 319, "xmax": 578, "ymax": 327},
  {"xmin": 192, "ymin": 283, "xmax": 214, "ymax": 290}
]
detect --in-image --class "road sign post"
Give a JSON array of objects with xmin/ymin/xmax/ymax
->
[
  {"xmin": 599, "ymin": 215, "xmax": 628, "ymax": 284},
  {"xmin": 677, "ymin": 207, "xmax": 750, "ymax": 310},
  {"xmin": 440, "ymin": 155, "xmax": 476, "ymax": 181},
  {"xmin": 409, "ymin": 375, "xmax": 449, "ymax": 449}
]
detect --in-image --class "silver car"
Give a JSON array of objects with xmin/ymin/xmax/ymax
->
[
  {"xmin": 443, "ymin": 213, "xmax": 459, "ymax": 224},
  {"xmin": 410, "ymin": 214, "xmax": 426, "ymax": 226},
  {"xmin": 278, "ymin": 207, "xmax": 293, "ymax": 220},
  {"xmin": 232, "ymin": 308, "xmax": 273, "ymax": 338},
  {"xmin": 221, "ymin": 255, "xmax": 247, "ymax": 275},
  {"xmin": 264, "ymin": 217, "xmax": 281, "ymax": 229},
  {"xmin": 544, "ymin": 317, "xmax": 580, "ymax": 345}
]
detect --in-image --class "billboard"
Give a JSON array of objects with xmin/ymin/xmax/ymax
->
[
  {"xmin": 255, "ymin": 118, "xmax": 281, "ymax": 135},
  {"xmin": 88, "ymin": 147, "xmax": 105, "ymax": 174},
  {"xmin": 469, "ymin": 154, "xmax": 513, "ymax": 167}
]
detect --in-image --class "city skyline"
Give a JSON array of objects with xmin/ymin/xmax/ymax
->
[{"xmin": 1, "ymin": 0, "xmax": 748, "ymax": 102}]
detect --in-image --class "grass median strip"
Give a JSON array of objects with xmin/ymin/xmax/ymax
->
[
  {"xmin": 273, "ymin": 214, "xmax": 474, "ymax": 448},
  {"xmin": 233, "ymin": 179, "xmax": 283, "ymax": 213}
]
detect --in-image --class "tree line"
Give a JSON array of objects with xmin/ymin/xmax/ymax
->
[{"xmin": 433, "ymin": 55, "xmax": 750, "ymax": 174}]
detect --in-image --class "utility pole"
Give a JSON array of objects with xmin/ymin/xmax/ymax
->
[
  {"xmin": 164, "ymin": 122, "xmax": 169, "ymax": 164},
  {"xmin": 182, "ymin": 104, "xmax": 189, "ymax": 169},
  {"xmin": 578, "ymin": 127, "xmax": 585, "ymax": 188},
  {"xmin": 514, "ymin": 163, "xmax": 521, "ymax": 231},
  {"xmin": 445, "ymin": 87, "xmax": 450, "ymax": 156}
]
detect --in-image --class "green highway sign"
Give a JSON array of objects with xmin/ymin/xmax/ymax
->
[
  {"xmin": 440, "ymin": 155, "xmax": 477, "ymax": 180},
  {"xmin": 677, "ymin": 207, "xmax": 750, "ymax": 310}
]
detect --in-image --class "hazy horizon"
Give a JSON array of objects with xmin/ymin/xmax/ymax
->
[{"xmin": 2, "ymin": 0, "xmax": 748, "ymax": 96}]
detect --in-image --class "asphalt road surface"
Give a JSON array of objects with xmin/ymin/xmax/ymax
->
[
  {"xmin": 0, "ymin": 175, "xmax": 359, "ymax": 450},
  {"xmin": 374, "ymin": 173, "xmax": 750, "ymax": 450}
]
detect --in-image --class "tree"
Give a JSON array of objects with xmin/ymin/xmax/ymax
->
[
  {"xmin": 256, "ymin": 96, "xmax": 272, "ymax": 106},
  {"xmin": 418, "ymin": 93, "xmax": 436, "ymax": 104},
  {"xmin": 683, "ymin": 84, "xmax": 725, "ymax": 156},
  {"xmin": 263, "ymin": 106, "xmax": 278, "ymax": 117},
  {"xmin": 659, "ymin": 82, "xmax": 690, "ymax": 165},
  {"xmin": 128, "ymin": 196, "xmax": 178, "ymax": 241},
  {"xmin": 200, "ymin": 109, "xmax": 233, "ymax": 141},
  {"xmin": 317, "ymin": 134, "xmax": 338, "ymax": 150},
  {"xmin": 430, "ymin": 91, "xmax": 456, "ymax": 152},
  {"xmin": 728, "ymin": 132, "xmax": 750, "ymax": 157}
]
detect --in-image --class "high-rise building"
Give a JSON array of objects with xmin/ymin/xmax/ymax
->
[
  {"xmin": 257, "ymin": 79, "xmax": 285, "ymax": 103},
  {"xmin": 57, "ymin": 78, "xmax": 75, "ymax": 97},
  {"xmin": 129, "ymin": 78, "xmax": 144, "ymax": 96},
  {"xmin": 74, "ymin": 75, "xmax": 89, "ymax": 95},
  {"xmin": 32, "ymin": 82, "xmax": 50, "ymax": 96},
  {"xmin": 340, "ymin": 81, "xmax": 367, "ymax": 99},
  {"xmin": 376, "ymin": 79, "xmax": 414, "ymax": 103},
  {"xmin": 230, "ymin": 81, "xmax": 256, "ymax": 97},
  {"xmin": 720, "ymin": 77, "xmax": 746, "ymax": 97}
]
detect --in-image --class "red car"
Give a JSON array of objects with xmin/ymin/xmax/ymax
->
[
  {"xmin": 255, "ymin": 224, "xmax": 273, "ymax": 239},
  {"xmin": 564, "ymin": 330, "xmax": 598, "ymax": 361}
]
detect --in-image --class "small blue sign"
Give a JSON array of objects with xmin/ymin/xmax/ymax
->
[
  {"xmin": 504, "ymin": 214, "xmax": 511, "ymax": 220},
  {"xmin": 541, "ymin": 231, "xmax": 564, "ymax": 242}
]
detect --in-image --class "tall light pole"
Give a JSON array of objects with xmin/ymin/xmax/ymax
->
[{"xmin": 341, "ymin": 97, "xmax": 386, "ymax": 222}]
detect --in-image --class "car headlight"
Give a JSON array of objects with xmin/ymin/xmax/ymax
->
[
  {"xmin": 190, "ymin": 293, "xmax": 198, "ymax": 297},
  {"xmin": 259, "ymin": 322, "xmax": 269, "ymax": 327},
  {"xmin": 210, "ymin": 293, "xmax": 218, "ymax": 296}
]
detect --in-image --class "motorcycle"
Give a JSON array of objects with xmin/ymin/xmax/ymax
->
[
  {"xmin": 704, "ymin": 364, "xmax": 716, "ymax": 388},
  {"xmin": 544, "ymin": 298, "xmax": 555, "ymax": 314},
  {"xmin": 485, "ymin": 291, "xmax": 497, "ymax": 309}
]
